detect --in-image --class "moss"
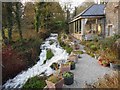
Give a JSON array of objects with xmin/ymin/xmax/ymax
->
[
  {"xmin": 46, "ymin": 49, "xmax": 54, "ymax": 60},
  {"xmin": 44, "ymin": 49, "xmax": 54, "ymax": 64},
  {"xmin": 49, "ymin": 41, "xmax": 54, "ymax": 45},
  {"xmin": 22, "ymin": 76, "xmax": 47, "ymax": 89}
]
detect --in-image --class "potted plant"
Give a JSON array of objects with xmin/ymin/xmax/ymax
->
[
  {"xmin": 98, "ymin": 56, "xmax": 103, "ymax": 65},
  {"xmin": 62, "ymin": 72, "xmax": 74, "ymax": 85},
  {"xmin": 101, "ymin": 60, "xmax": 110, "ymax": 67},
  {"xmin": 45, "ymin": 75, "xmax": 64, "ymax": 89},
  {"xmin": 68, "ymin": 54, "xmax": 78, "ymax": 63},
  {"xmin": 67, "ymin": 61, "xmax": 76, "ymax": 70},
  {"xmin": 60, "ymin": 63, "xmax": 70, "ymax": 73},
  {"xmin": 98, "ymin": 56, "xmax": 110, "ymax": 67}
]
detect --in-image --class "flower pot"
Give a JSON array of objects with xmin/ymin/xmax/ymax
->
[
  {"xmin": 70, "ymin": 62, "xmax": 75, "ymax": 70},
  {"xmin": 98, "ymin": 60, "xmax": 102, "ymax": 65},
  {"xmin": 63, "ymin": 72, "xmax": 74, "ymax": 85},
  {"xmin": 74, "ymin": 44, "xmax": 80, "ymax": 50},
  {"xmin": 110, "ymin": 63, "xmax": 120, "ymax": 71},
  {"xmin": 66, "ymin": 61, "xmax": 76, "ymax": 70},
  {"xmin": 102, "ymin": 64, "xmax": 108, "ymax": 67},
  {"xmin": 45, "ymin": 78, "xmax": 64, "ymax": 89},
  {"xmin": 60, "ymin": 64, "xmax": 70, "ymax": 73},
  {"xmin": 68, "ymin": 54, "xmax": 78, "ymax": 63}
]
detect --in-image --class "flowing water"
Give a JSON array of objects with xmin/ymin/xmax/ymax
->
[{"xmin": 3, "ymin": 33, "xmax": 69, "ymax": 89}]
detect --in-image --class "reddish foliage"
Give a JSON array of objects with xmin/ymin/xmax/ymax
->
[{"xmin": 2, "ymin": 45, "xmax": 28, "ymax": 84}]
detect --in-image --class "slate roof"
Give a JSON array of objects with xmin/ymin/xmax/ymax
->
[
  {"xmin": 81, "ymin": 4, "xmax": 105, "ymax": 16},
  {"xmin": 69, "ymin": 4, "xmax": 105, "ymax": 23}
]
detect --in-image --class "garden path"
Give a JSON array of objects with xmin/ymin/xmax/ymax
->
[{"xmin": 64, "ymin": 38, "xmax": 114, "ymax": 88}]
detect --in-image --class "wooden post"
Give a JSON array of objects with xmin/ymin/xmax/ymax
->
[
  {"xmin": 96, "ymin": 19, "xmax": 98, "ymax": 33},
  {"xmin": 75, "ymin": 21, "xmax": 76, "ymax": 33},
  {"xmin": 74, "ymin": 22, "xmax": 75, "ymax": 33},
  {"xmin": 81, "ymin": 19, "xmax": 85, "ymax": 36},
  {"xmin": 78, "ymin": 19, "xmax": 80, "ymax": 34},
  {"xmin": 76, "ymin": 20, "xmax": 78, "ymax": 33}
]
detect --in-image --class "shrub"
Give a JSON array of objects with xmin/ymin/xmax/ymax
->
[
  {"xmin": 59, "ymin": 40, "xmax": 73, "ymax": 54},
  {"xmin": 63, "ymin": 34, "xmax": 67, "ymax": 39},
  {"xmin": 90, "ymin": 45, "xmax": 97, "ymax": 51},
  {"xmin": 22, "ymin": 76, "xmax": 47, "ymax": 89},
  {"xmin": 47, "ymin": 75, "xmax": 61, "ymax": 83},
  {"xmin": 58, "ymin": 33, "xmax": 73, "ymax": 54},
  {"xmin": 99, "ymin": 34, "xmax": 120, "ymax": 50},
  {"xmin": 86, "ymin": 41, "xmax": 94, "ymax": 47},
  {"xmin": 59, "ymin": 40, "xmax": 66, "ymax": 47},
  {"xmin": 93, "ymin": 35, "xmax": 99, "ymax": 42},
  {"xmin": 65, "ymin": 46, "xmax": 73, "ymax": 54},
  {"xmin": 112, "ymin": 34, "xmax": 120, "ymax": 41},
  {"xmin": 113, "ymin": 38, "xmax": 120, "ymax": 60}
]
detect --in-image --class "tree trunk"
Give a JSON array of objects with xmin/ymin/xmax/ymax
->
[
  {"xmin": 34, "ymin": 4, "xmax": 40, "ymax": 33},
  {"xmin": 7, "ymin": 3, "xmax": 13, "ymax": 42},
  {"xmin": 16, "ymin": 2, "xmax": 23, "ymax": 40}
]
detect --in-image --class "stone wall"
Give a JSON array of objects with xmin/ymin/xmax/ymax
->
[{"xmin": 105, "ymin": 2, "xmax": 120, "ymax": 37}]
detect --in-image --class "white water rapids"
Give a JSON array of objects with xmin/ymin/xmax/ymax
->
[{"xmin": 3, "ymin": 33, "xmax": 69, "ymax": 89}]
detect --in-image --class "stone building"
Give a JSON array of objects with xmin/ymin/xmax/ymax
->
[
  {"xmin": 105, "ymin": 1, "xmax": 120, "ymax": 37},
  {"xmin": 69, "ymin": 4, "xmax": 106, "ymax": 40},
  {"xmin": 69, "ymin": 2, "xmax": 120, "ymax": 40}
]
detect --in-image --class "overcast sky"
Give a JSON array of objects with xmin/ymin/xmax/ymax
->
[{"xmin": 21, "ymin": 0, "xmax": 98, "ymax": 6}]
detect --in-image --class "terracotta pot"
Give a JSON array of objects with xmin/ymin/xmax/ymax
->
[
  {"xmin": 102, "ymin": 64, "xmax": 108, "ymax": 67},
  {"xmin": 98, "ymin": 60, "xmax": 102, "ymax": 65},
  {"xmin": 45, "ymin": 78, "xmax": 64, "ymax": 89},
  {"xmin": 68, "ymin": 54, "xmax": 78, "ymax": 63},
  {"xmin": 60, "ymin": 64, "xmax": 70, "ymax": 73}
]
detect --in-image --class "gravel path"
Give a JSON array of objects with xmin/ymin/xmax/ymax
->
[
  {"xmin": 64, "ymin": 37, "xmax": 114, "ymax": 88},
  {"xmin": 64, "ymin": 53, "xmax": 113, "ymax": 88}
]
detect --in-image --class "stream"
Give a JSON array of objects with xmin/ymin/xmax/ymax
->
[{"xmin": 3, "ymin": 33, "xmax": 69, "ymax": 89}]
